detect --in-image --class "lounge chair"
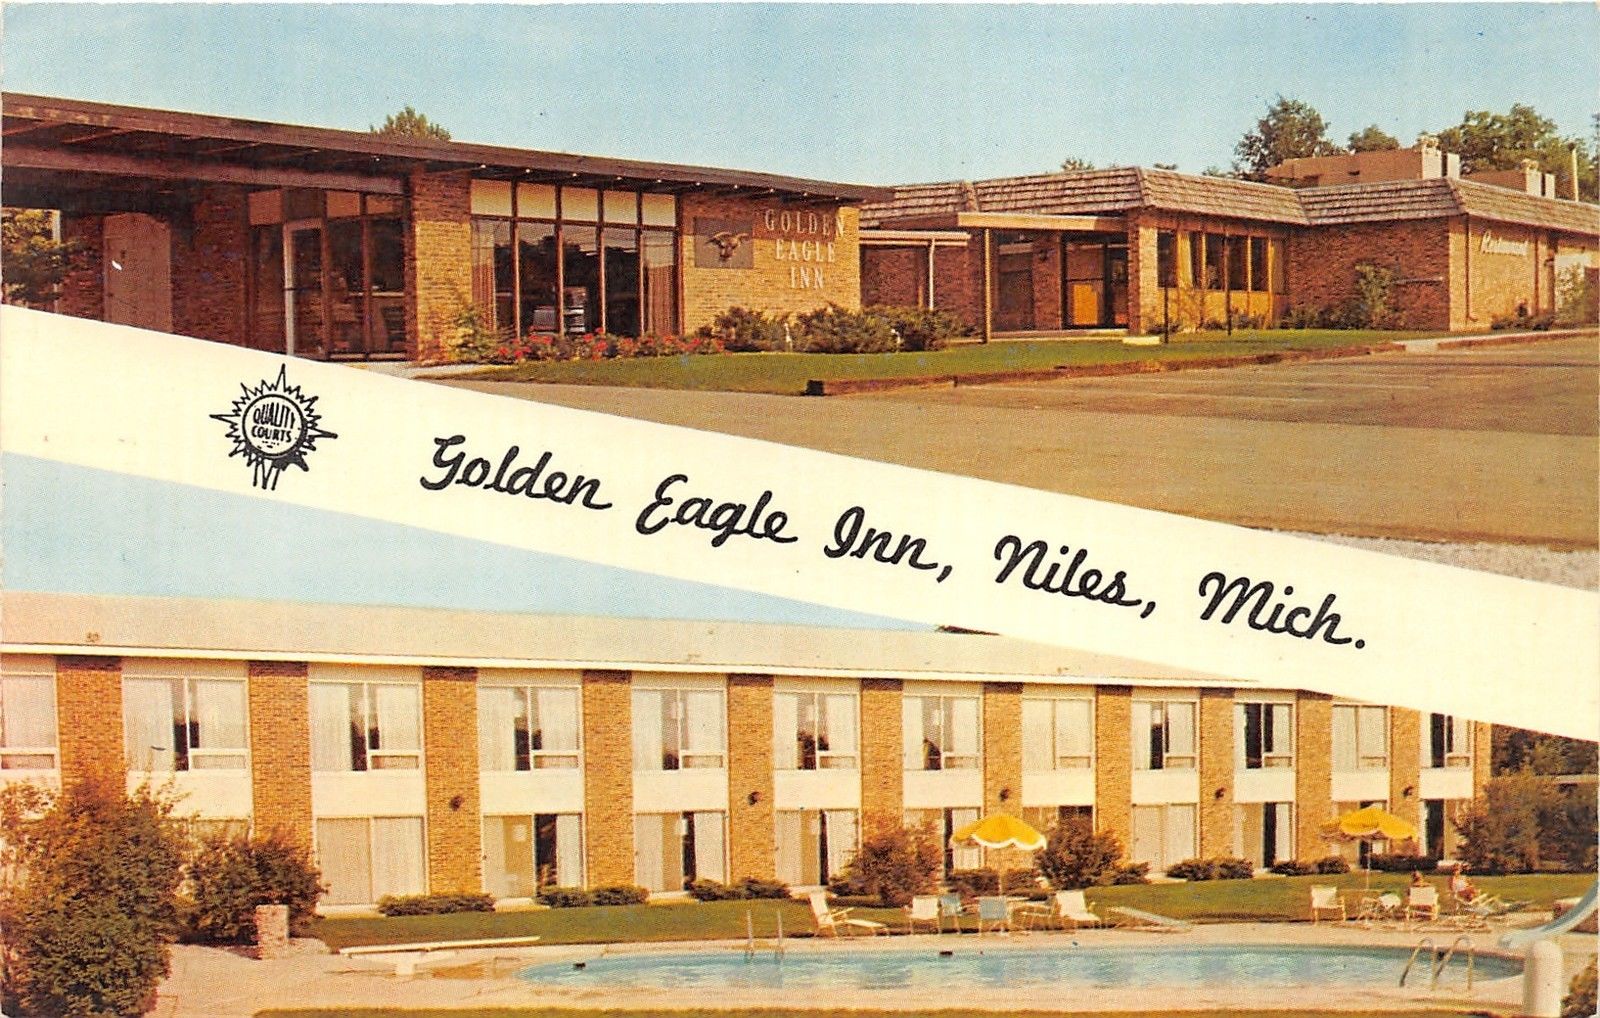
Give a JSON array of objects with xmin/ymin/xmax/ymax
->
[
  {"xmin": 1405, "ymin": 886, "xmax": 1439, "ymax": 926},
  {"xmin": 1015, "ymin": 889, "xmax": 1102, "ymax": 931},
  {"xmin": 1309, "ymin": 885, "xmax": 1346, "ymax": 924},
  {"xmin": 938, "ymin": 893, "xmax": 965, "ymax": 932},
  {"xmin": 807, "ymin": 890, "xmax": 887, "ymax": 937},
  {"xmin": 904, "ymin": 894, "xmax": 943, "ymax": 934},
  {"xmin": 976, "ymin": 895, "xmax": 1011, "ymax": 936},
  {"xmin": 1356, "ymin": 892, "xmax": 1403, "ymax": 927},
  {"xmin": 1106, "ymin": 905, "xmax": 1192, "ymax": 933},
  {"xmin": 1450, "ymin": 894, "xmax": 1533, "ymax": 929}
]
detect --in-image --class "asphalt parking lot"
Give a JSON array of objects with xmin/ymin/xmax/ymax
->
[{"xmin": 444, "ymin": 334, "xmax": 1599, "ymax": 548}]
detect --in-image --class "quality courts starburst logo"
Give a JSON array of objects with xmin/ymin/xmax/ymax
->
[{"xmin": 211, "ymin": 365, "xmax": 337, "ymax": 490}]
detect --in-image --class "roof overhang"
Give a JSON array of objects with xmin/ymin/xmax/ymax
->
[
  {"xmin": 878, "ymin": 211, "xmax": 1127, "ymax": 233},
  {"xmin": 858, "ymin": 228, "xmax": 972, "ymax": 247}
]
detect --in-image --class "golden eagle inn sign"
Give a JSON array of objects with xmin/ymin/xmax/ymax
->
[{"xmin": 694, "ymin": 208, "xmax": 844, "ymax": 289}]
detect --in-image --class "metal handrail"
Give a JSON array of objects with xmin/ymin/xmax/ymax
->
[
  {"xmin": 1432, "ymin": 935, "xmax": 1474, "ymax": 991},
  {"xmin": 1400, "ymin": 937, "xmax": 1436, "ymax": 987}
]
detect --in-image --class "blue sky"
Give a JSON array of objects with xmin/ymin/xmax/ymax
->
[{"xmin": 3, "ymin": 3, "xmax": 1596, "ymax": 185}]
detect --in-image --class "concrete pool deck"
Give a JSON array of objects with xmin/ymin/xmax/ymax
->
[{"xmin": 155, "ymin": 919, "xmax": 1597, "ymax": 1017}]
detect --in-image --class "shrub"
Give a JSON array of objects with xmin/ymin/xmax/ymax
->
[
  {"xmin": 945, "ymin": 868, "xmax": 999, "ymax": 900},
  {"xmin": 1270, "ymin": 859, "xmax": 1316, "ymax": 876},
  {"xmin": 449, "ymin": 300, "xmax": 512, "ymax": 363},
  {"xmin": 1455, "ymin": 769, "xmax": 1550, "ymax": 874},
  {"xmin": 1367, "ymin": 853, "xmax": 1441, "ymax": 873},
  {"xmin": 1563, "ymin": 960, "xmax": 1596, "ymax": 1018},
  {"xmin": 0, "ymin": 775, "xmax": 187, "ymax": 1018},
  {"xmin": 686, "ymin": 879, "xmax": 745, "ymax": 902},
  {"xmin": 795, "ymin": 304, "xmax": 898, "ymax": 354},
  {"xmin": 1555, "ymin": 265, "xmax": 1598, "ymax": 326},
  {"xmin": 536, "ymin": 886, "xmax": 594, "ymax": 908},
  {"xmin": 1313, "ymin": 856, "xmax": 1352, "ymax": 875},
  {"xmin": 1001, "ymin": 869, "xmax": 1044, "ymax": 895},
  {"xmin": 376, "ymin": 892, "xmax": 495, "ymax": 917},
  {"xmin": 1212, "ymin": 857, "xmax": 1256, "ymax": 881},
  {"xmin": 1111, "ymin": 862, "xmax": 1150, "ymax": 885},
  {"xmin": 1165, "ymin": 858, "xmax": 1218, "ymax": 882},
  {"xmin": 698, "ymin": 306, "xmax": 791, "ymax": 352},
  {"xmin": 184, "ymin": 830, "xmax": 324, "ymax": 943},
  {"xmin": 737, "ymin": 877, "xmax": 793, "ymax": 900},
  {"xmin": 832, "ymin": 824, "xmax": 941, "ymax": 907},
  {"xmin": 591, "ymin": 884, "xmax": 650, "ymax": 906},
  {"xmin": 1279, "ymin": 305, "xmax": 1324, "ymax": 330},
  {"xmin": 1036, "ymin": 820, "xmax": 1125, "ymax": 890},
  {"xmin": 866, "ymin": 305, "xmax": 970, "ymax": 351},
  {"xmin": 1351, "ymin": 262, "xmax": 1397, "ymax": 328}
]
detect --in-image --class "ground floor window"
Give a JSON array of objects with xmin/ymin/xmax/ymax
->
[
  {"xmin": 634, "ymin": 811, "xmax": 725, "ymax": 892},
  {"xmin": 315, "ymin": 816, "xmax": 425, "ymax": 905},
  {"xmin": 483, "ymin": 813, "xmax": 583, "ymax": 898},
  {"xmin": 1422, "ymin": 799, "xmax": 1464, "ymax": 859},
  {"xmin": 905, "ymin": 807, "xmax": 981, "ymax": 875},
  {"xmin": 1131, "ymin": 803, "xmax": 1196, "ymax": 873},
  {"xmin": 775, "ymin": 809, "xmax": 858, "ymax": 886},
  {"xmin": 1233, "ymin": 802, "xmax": 1293, "ymax": 869},
  {"xmin": 1022, "ymin": 804, "xmax": 1093, "ymax": 835}
]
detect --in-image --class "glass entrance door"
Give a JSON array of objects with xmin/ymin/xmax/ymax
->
[
  {"xmin": 1062, "ymin": 239, "xmax": 1130, "ymax": 328},
  {"xmin": 284, "ymin": 222, "xmax": 326, "ymax": 358}
]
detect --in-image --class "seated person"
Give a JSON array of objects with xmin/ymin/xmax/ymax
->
[
  {"xmin": 1448, "ymin": 864, "xmax": 1478, "ymax": 902},
  {"xmin": 1409, "ymin": 869, "xmax": 1429, "ymax": 889}
]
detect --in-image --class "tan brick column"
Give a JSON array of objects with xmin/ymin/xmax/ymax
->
[
  {"xmin": 55, "ymin": 655, "xmax": 123, "ymax": 787},
  {"xmin": 982, "ymin": 682, "xmax": 1024, "ymax": 871},
  {"xmin": 1094, "ymin": 687, "xmax": 1132, "ymax": 846},
  {"xmin": 1390, "ymin": 707, "xmax": 1423, "ymax": 836},
  {"xmin": 247, "ymin": 661, "xmax": 313, "ymax": 849},
  {"xmin": 405, "ymin": 169, "xmax": 473, "ymax": 360},
  {"xmin": 726, "ymin": 674, "xmax": 775, "ymax": 881},
  {"xmin": 1472, "ymin": 721, "xmax": 1492, "ymax": 797},
  {"xmin": 581, "ymin": 670, "xmax": 634, "ymax": 887},
  {"xmin": 1295, "ymin": 693, "xmax": 1334, "ymax": 860},
  {"xmin": 422, "ymin": 666, "xmax": 481, "ymax": 894},
  {"xmin": 859, "ymin": 678, "xmax": 904, "ymax": 836},
  {"xmin": 1198, "ymin": 689, "xmax": 1234, "ymax": 857}
]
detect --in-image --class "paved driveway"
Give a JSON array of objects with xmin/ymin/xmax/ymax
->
[{"xmin": 441, "ymin": 335, "xmax": 1599, "ymax": 548}]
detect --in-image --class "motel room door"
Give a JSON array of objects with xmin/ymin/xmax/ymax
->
[
  {"xmin": 282, "ymin": 220, "xmax": 328, "ymax": 358},
  {"xmin": 102, "ymin": 213, "xmax": 173, "ymax": 333}
]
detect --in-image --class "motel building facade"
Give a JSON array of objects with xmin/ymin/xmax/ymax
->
[
  {"xmin": 1, "ymin": 593, "xmax": 1494, "ymax": 907},
  {"xmin": 3, "ymin": 93, "xmax": 1599, "ymax": 356}
]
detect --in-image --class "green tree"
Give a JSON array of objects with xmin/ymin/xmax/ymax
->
[
  {"xmin": 831, "ymin": 823, "xmax": 941, "ymax": 906},
  {"xmin": 0, "ymin": 775, "xmax": 187, "ymax": 1017},
  {"xmin": 371, "ymin": 105, "xmax": 451, "ymax": 141},
  {"xmin": 1059, "ymin": 155, "xmax": 1096, "ymax": 172},
  {"xmin": 2, "ymin": 207, "xmax": 78, "ymax": 307},
  {"xmin": 1036, "ymin": 817, "xmax": 1125, "ymax": 889},
  {"xmin": 1454, "ymin": 769, "xmax": 1549, "ymax": 873},
  {"xmin": 1231, "ymin": 96, "xmax": 1342, "ymax": 181},
  {"xmin": 1347, "ymin": 124, "xmax": 1400, "ymax": 152},
  {"xmin": 1433, "ymin": 104, "xmax": 1596, "ymax": 200}
]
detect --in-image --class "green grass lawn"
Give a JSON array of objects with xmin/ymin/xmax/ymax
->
[
  {"xmin": 310, "ymin": 872, "xmax": 1592, "ymax": 951},
  {"xmin": 452, "ymin": 330, "xmax": 1453, "ymax": 396}
]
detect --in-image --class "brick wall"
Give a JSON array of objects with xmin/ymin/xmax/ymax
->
[
  {"xmin": 58, "ymin": 215, "xmax": 105, "ymax": 320},
  {"xmin": 1472, "ymin": 722, "xmax": 1492, "ymax": 798},
  {"xmin": 406, "ymin": 170, "xmax": 473, "ymax": 360},
  {"xmin": 171, "ymin": 185, "xmax": 249, "ymax": 347},
  {"xmin": 1459, "ymin": 219, "xmax": 1551, "ymax": 327},
  {"xmin": 1389, "ymin": 708, "xmax": 1422, "ymax": 833},
  {"xmin": 1198, "ymin": 689, "xmax": 1234, "ymax": 857},
  {"xmin": 422, "ymin": 666, "xmax": 481, "ymax": 894},
  {"xmin": 859, "ymin": 678, "xmax": 904, "ymax": 835},
  {"xmin": 55, "ymin": 655, "xmax": 123, "ymax": 786},
  {"xmin": 981, "ymin": 683, "xmax": 1024, "ymax": 869},
  {"xmin": 860, "ymin": 246, "xmax": 925, "ymax": 307},
  {"xmin": 1294, "ymin": 693, "xmax": 1333, "ymax": 859},
  {"xmin": 247, "ymin": 660, "xmax": 312, "ymax": 849},
  {"xmin": 1093, "ymin": 686, "xmax": 1131, "ymax": 845},
  {"xmin": 581, "ymin": 670, "xmax": 634, "ymax": 887},
  {"xmin": 1030, "ymin": 238, "xmax": 1062, "ymax": 329},
  {"xmin": 1289, "ymin": 219, "xmax": 1452, "ymax": 329},
  {"xmin": 679, "ymin": 195, "xmax": 860, "ymax": 333},
  {"xmin": 726, "ymin": 674, "xmax": 775, "ymax": 881}
]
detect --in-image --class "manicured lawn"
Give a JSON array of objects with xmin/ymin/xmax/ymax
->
[
  {"xmin": 453, "ymin": 330, "xmax": 1453, "ymax": 395},
  {"xmin": 258, "ymin": 1010, "xmax": 1488, "ymax": 1018},
  {"xmin": 310, "ymin": 873, "xmax": 1592, "ymax": 951}
]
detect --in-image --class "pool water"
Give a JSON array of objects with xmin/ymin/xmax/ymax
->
[{"xmin": 520, "ymin": 944, "xmax": 1521, "ymax": 991}]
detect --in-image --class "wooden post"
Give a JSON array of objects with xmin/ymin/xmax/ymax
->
[
  {"xmin": 982, "ymin": 228, "xmax": 993, "ymax": 344},
  {"xmin": 926, "ymin": 239, "xmax": 936, "ymax": 311}
]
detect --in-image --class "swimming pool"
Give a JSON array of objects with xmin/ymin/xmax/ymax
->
[{"xmin": 520, "ymin": 944, "xmax": 1521, "ymax": 992}]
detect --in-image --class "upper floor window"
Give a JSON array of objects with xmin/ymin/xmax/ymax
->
[
  {"xmin": 1331, "ymin": 704, "xmax": 1389, "ymax": 771},
  {"xmin": 310, "ymin": 680, "xmax": 420, "ymax": 771},
  {"xmin": 1425, "ymin": 714, "xmax": 1473, "ymax": 769},
  {"xmin": 1133, "ymin": 699, "xmax": 1195, "ymax": 771},
  {"xmin": 1236, "ymin": 701, "xmax": 1293, "ymax": 769},
  {"xmin": 773, "ymin": 690, "xmax": 858, "ymax": 770},
  {"xmin": 123, "ymin": 669, "xmax": 247, "ymax": 772},
  {"xmin": 1022, "ymin": 696, "xmax": 1093, "ymax": 771},
  {"xmin": 0, "ymin": 662, "xmax": 58, "ymax": 770},
  {"xmin": 902, "ymin": 694, "xmax": 980, "ymax": 771},
  {"xmin": 632, "ymin": 687, "xmax": 725, "ymax": 771},
  {"xmin": 478, "ymin": 684, "xmax": 580, "ymax": 771}
]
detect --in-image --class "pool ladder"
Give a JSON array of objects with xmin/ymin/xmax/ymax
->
[
  {"xmin": 1400, "ymin": 935, "xmax": 1475, "ymax": 992},
  {"xmin": 743, "ymin": 908, "xmax": 785, "ymax": 961}
]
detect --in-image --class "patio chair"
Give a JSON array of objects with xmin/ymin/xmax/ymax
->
[
  {"xmin": 1309, "ymin": 885, "xmax": 1346, "ymax": 924},
  {"xmin": 1405, "ymin": 885, "xmax": 1439, "ymax": 926},
  {"xmin": 1356, "ymin": 892, "xmax": 1404, "ymax": 928},
  {"xmin": 807, "ymin": 891, "xmax": 887, "ymax": 937},
  {"xmin": 938, "ymin": 893, "xmax": 965, "ymax": 933},
  {"xmin": 1106, "ymin": 905, "xmax": 1193, "ymax": 933},
  {"xmin": 976, "ymin": 895, "xmax": 1011, "ymax": 936},
  {"xmin": 1015, "ymin": 889, "xmax": 1102, "ymax": 931},
  {"xmin": 905, "ymin": 894, "xmax": 943, "ymax": 934}
]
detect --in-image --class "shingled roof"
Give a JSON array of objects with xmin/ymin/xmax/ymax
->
[{"xmin": 862, "ymin": 166, "xmax": 1600, "ymax": 237}]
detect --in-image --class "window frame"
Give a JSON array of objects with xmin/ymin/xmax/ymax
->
[
  {"xmin": 1155, "ymin": 231, "xmax": 1177, "ymax": 289},
  {"xmin": 477, "ymin": 683, "xmax": 582, "ymax": 772},
  {"xmin": 774, "ymin": 689, "xmax": 859, "ymax": 771},
  {"xmin": 1134, "ymin": 698, "xmax": 1198, "ymax": 771},
  {"xmin": 0, "ymin": 664, "xmax": 59, "ymax": 771},
  {"xmin": 632, "ymin": 686, "xmax": 727, "ymax": 772},
  {"xmin": 1021, "ymin": 695, "xmax": 1095, "ymax": 771},
  {"xmin": 1235, "ymin": 700, "xmax": 1294, "ymax": 770},
  {"xmin": 903, "ymin": 693, "xmax": 982, "ymax": 771},
  {"xmin": 123, "ymin": 670, "xmax": 249, "ymax": 773},
  {"xmin": 1332, "ymin": 703, "xmax": 1390, "ymax": 771},
  {"xmin": 1426, "ymin": 713, "xmax": 1474, "ymax": 770},
  {"xmin": 310, "ymin": 678, "xmax": 422, "ymax": 772}
]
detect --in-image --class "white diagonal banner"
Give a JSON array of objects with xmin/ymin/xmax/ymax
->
[{"xmin": 2, "ymin": 307, "xmax": 1595, "ymax": 738}]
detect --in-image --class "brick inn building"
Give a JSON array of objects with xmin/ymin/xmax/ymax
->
[
  {"xmin": 3, "ymin": 93, "xmax": 1597, "ymax": 355},
  {"xmin": 2, "ymin": 593, "xmax": 1493, "ymax": 906}
]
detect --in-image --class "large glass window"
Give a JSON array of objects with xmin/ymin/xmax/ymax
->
[
  {"xmin": 1270, "ymin": 238, "xmax": 1288, "ymax": 294},
  {"xmin": 471, "ymin": 219, "xmax": 514, "ymax": 334},
  {"xmin": 478, "ymin": 685, "xmax": 580, "ymax": 771},
  {"xmin": 773, "ymin": 690, "xmax": 858, "ymax": 770},
  {"xmin": 1132, "ymin": 700, "xmax": 1196, "ymax": 771},
  {"xmin": 483, "ymin": 813, "xmax": 583, "ymax": 897},
  {"xmin": 562, "ymin": 224, "xmax": 600, "ymax": 334},
  {"xmin": 1426, "ymin": 714, "xmax": 1474, "ymax": 769},
  {"xmin": 1203, "ymin": 233, "xmax": 1225, "ymax": 290},
  {"xmin": 316, "ymin": 816, "xmax": 425, "ymax": 905},
  {"xmin": 1156, "ymin": 231, "xmax": 1177, "ymax": 288},
  {"xmin": 1131, "ymin": 803, "xmax": 1196, "ymax": 872},
  {"xmin": 1233, "ymin": 802, "xmax": 1293, "ymax": 869},
  {"xmin": 1235, "ymin": 701, "xmax": 1293, "ymax": 770},
  {"xmin": 902, "ymin": 694, "xmax": 980, "ymax": 771},
  {"xmin": 123, "ymin": 673, "xmax": 247, "ymax": 772},
  {"xmin": 641, "ymin": 230, "xmax": 679, "ymax": 336},
  {"xmin": 1249, "ymin": 237, "xmax": 1268, "ymax": 293},
  {"xmin": 634, "ymin": 811, "xmax": 725, "ymax": 892},
  {"xmin": 1188, "ymin": 232, "xmax": 1204, "ymax": 288},
  {"xmin": 603, "ymin": 227, "xmax": 640, "ymax": 337},
  {"xmin": 310, "ymin": 680, "xmax": 421, "ymax": 772},
  {"xmin": 775, "ymin": 809, "xmax": 858, "ymax": 886},
  {"xmin": 632, "ymin": 687, "xmax": 725, "ymax": 771},
  {"xmin": 1022, "ymin": 697, "xmax": 1093, "ymax": 771},
  {"xmin": 1227, "ymin": 235, "xmax": 1249, "ymax": 291},
  {"xmin": 1332, "ymin": 704, "xmax": 1389, "ymax": 771},
  {"xmin": 0, "ymin": 663, "xmax": 58, "ymax": 770}
]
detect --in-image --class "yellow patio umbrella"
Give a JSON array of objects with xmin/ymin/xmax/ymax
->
[
  {"xmin": 1322, "ymin": 805, "xmax": 1418, "ymax": 891},
  {"xmin": 950, "ymin": 812, "xmax": 1048, "ymax": 852}
]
